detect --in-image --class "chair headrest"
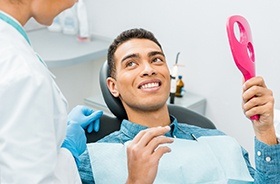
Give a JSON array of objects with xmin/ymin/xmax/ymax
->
[{"xmin": 99, "ymin": 61, "xmax": 128, "ymax": 120}]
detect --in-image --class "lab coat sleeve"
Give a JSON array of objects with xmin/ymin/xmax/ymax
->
[
  {"xmin": 0, "ymin": 51, "xmax": 81, "ymax": 183},
  {"xmin": 54, "ymin": 148, "xmax": 82, "ymax": 184}
]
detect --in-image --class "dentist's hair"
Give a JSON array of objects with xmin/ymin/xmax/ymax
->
[{"xmin": 107, "ymin": 28, "xmax": 162, "ymax": 79}]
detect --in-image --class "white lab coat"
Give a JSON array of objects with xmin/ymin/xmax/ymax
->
[{"xmin": 0, "ymin": 15, "xmax": 81, "ymax": 183}]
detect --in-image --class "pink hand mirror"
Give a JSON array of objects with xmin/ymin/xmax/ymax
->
[{"xmin": 227, "ymin": 15, "xmax": 259, "ymax": 120}]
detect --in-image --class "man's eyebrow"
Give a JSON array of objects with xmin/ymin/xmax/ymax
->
[
  {"xmin": 121, "ymin": 53, "xmax": 139, "ymax": 63},
  {"xmin": 120, "ymin": 51, "xmax": 165, "ymax": 63},
  {"xmin": 148, "ymin": 51, "xmax": 165, "ymax": 58}
]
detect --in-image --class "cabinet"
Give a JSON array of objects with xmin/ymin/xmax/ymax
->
[
  {"xmin": 27, "ymin": 29, "xmax": 111, "ymax": 109},
  {"xmin": 84, "ymin": 92, "xmax": 206, "ymax": 117},
  {"xmin": 168, "ymin": 92, "xmax": 206, "ymax": 115},
  {"xmin": 27, "ymin": 28, "xmax": 111, "ymax": 68}
]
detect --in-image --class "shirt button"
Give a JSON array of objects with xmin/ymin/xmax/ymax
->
[
  {"xmin": 265, "ymin": 156, "xmax": 271, "ymax": 162},
  {"xmin": 257, "ymin": 151, "xmax": 261, "ymax": 156}
]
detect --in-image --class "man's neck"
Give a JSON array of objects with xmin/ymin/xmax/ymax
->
[{"xmin": 126, "ymin": 105, "xmax": 170, "ymax": 127}]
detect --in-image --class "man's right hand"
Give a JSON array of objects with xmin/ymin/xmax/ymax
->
[{"xmin": 126, "ymin": 126, "xmax": 174, "ymax": 184}]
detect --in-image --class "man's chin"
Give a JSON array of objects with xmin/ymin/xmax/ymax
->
[{"xmin": 140, "ymin": 102, "xmax": 168, "ymax": 112}]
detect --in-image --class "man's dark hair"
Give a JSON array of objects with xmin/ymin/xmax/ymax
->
[{"xmin": 107, "ymin": 28, "xmax": 162, "ymax": 78}]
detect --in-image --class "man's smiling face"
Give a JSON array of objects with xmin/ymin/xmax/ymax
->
[{"xmin": 107, "ymin": 38, "xmax": 171, "ymax": 113}]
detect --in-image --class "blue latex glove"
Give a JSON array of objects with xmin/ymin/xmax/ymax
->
[
  {"xmin": 68, "ymin": 105, "xmax": 103, "ymax": 133},
  {"xmin": 61, "ymin": 122, "xmax": 86, "ymax": 166}
]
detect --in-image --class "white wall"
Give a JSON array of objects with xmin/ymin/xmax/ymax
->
[
  {"xmin": 49, "ymin": 57, "xmax": 106, "ymax": 110},
  {"xmin": 85, "ymin": 0, "xmax": 280, "ymax": 165}
]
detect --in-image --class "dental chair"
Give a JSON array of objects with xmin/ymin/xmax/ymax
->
[{"xmin": 85, "ymin": 61, "xmax": 216, "ymax": 143}]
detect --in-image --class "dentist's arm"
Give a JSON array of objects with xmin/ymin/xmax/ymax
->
[{"xmin": 62, "ymin": 106, "xmax": 103, "ymax": 165}]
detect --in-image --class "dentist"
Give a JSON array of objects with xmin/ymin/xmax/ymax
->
[{"xmin": 0, "ymin": 0, "xmax": 102, "ymax": 183}]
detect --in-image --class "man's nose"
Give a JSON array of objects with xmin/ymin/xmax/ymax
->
[{"xmin": 141, "ymin": 62, "xmax": 157, "ymax": 77}]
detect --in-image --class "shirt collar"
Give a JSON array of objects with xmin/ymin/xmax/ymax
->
[
  {"xmin": 167, "ymin": 115, "xmax": 179, "ymax": 138},
  {"xmin": 120, "ymin": 115, "xmax": 179, "ymax": 139},
  {"xmin": 0, "ymin": 11, "xmax": 31, "ymax": 45}
]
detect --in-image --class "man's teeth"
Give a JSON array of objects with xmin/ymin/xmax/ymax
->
[{"xmin": 141, "ymin": 82, "xmax": 159, "ymax": 89}]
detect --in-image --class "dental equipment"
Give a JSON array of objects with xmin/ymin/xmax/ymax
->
[{"xmin": 170, "ymin": 52, "xmax": 180, "ymax": 104}]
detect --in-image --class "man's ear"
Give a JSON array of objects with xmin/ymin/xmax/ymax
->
[{"xmin": 106, "ymin": 77, "xmax": 119, "ymax": 97}]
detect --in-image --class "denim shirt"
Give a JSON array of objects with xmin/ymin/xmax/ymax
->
[{"xmin": 78, "ymin": 116, "xmax": 280, "ymax": 184}]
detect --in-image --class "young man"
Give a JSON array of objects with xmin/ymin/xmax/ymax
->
[{"xmin": 79, "ymin": 28, "xmax": 280, "ymax": 183}]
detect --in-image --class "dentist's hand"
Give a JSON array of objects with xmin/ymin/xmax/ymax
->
[
  {"xmin": 68, "ymin": 105, "xmax": 103, "ymax": 133},
  {"xmin": 61, "ymin": 123, "xmax": 86, "ymax": 166}
]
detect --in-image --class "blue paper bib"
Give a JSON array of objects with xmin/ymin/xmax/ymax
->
[{"xmin": 88, "ymin": 135, "xmax": 254, "ymax": 184}]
